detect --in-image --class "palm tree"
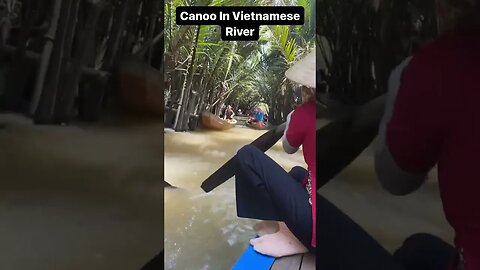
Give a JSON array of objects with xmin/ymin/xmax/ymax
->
[{"xmin": 165, "ymin": 0, "xmax": 315, "ymax": 130}]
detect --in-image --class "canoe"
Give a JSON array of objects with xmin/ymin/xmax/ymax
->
[
  {"xmin": 232, "ymin": 241, "xmax": 315, "ymax": 270},
  {"xmin": 117, "ymin": 58, "xmax": 164, "ymax": 117},
  {"xmin": 226, "ymin": 118, "xmax": 237, "ymax": 124},
  {"xmin": 232, "ymin": 241, "xmax": 274, "ymax": 270},
  {"xmin": 201, "ymin": 112, "xmax": 234, "ymax": 131},
  {"xmin": 246, "ymin": 121, "xmax": 268, "ymax": 130}
]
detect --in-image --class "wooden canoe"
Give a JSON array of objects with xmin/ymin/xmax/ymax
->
[
  {"xmin": 200, "ymin": 112, "xmax": 233, "ymax": 131},
  {"xmin": 226, "ymin": 118, "xmax": 237, "ymax": 124},
  {"xmin": 116, "ymin": 58, "xmax": 164, "ymax": 117}
]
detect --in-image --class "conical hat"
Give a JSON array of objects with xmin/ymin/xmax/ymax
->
[{"xmin": 285, "ymin": 50, "xmax": 316, "ymax": 88}]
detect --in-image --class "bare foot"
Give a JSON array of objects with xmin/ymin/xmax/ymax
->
[
  {"xmin": 250, "ymin": 222, "xmax": 308, "ymax": 257},
  {"xmin": 254, "ymin": 221, "xmax": 279, "ymax": 236}
]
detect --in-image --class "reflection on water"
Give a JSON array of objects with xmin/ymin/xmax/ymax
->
[
  {"xmin": 165, "ymin": 126, "xmax": 454, "ymax": 269},
  {"xmin": 164, "ymin": 126, "xmax": 305, "ymax": 270}
]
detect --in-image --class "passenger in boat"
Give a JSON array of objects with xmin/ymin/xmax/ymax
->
[
  {"xmin": 316, "ymin": 1, "xmax": 480, "ymax": 269},
  {"xmin": 373, "ymin": 6, "xmax": 480, "ymax": 269},
  {"xmin": 234, "ymin": 51, "xmax": 316, "ymax": 258},
  {"xmin": 223, "ymin": 105, "xmax": 235, "ymax": 121},
  {"xmin": 247, "ymin": 108, "xmax": 258, "ymax": 122},
  {"xmin": 247, "ymin": 108, "xmax": 266, "ymax": 128}
]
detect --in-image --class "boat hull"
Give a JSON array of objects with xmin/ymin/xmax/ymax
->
[{"xmin": 201, "ymin": 112, "xmax": 234, "ymax": 131}]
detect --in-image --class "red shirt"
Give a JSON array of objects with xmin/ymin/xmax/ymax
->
[
  {"xmin": 386, "ymin": 29, "xmax": 480, "ymax": 269},
  {"xmin": 285, "ymin": 101, "xmax": 316, "ymax": 248}
]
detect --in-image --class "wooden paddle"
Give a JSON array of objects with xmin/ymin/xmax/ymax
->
[{"xmin": 201, "ymin": 123, "xmax": 286, "ymax": 192}]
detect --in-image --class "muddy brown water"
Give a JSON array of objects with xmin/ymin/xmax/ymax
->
[
  {"xmin": 164, "ymin": 124, "xmax": 453, "ymax": 269},
  {"xmin": 164, "ymin": 126, "xmax": 306, "ymax": 270},
  {"xmin": 0, "ymin": 114, "xmax": 453, "ymax": 270},
  {"xmin": 0, "ymin": 114, "xmax": 163, "ymax": 270}
]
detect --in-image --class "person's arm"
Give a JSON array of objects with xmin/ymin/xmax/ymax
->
[
  {"xmin": 375, "ymin": 55, "xmax": 444, "ymax": 195},
  {"xmin": 282, "ymin": 109, "xmax": 305, "ymax": 154}
]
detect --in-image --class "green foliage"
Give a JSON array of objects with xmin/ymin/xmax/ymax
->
[
  {"xmin": 165, "ymin": 0, "xmax": 314, "ymax": 124},
  {"xmin": 317, "ymin": 0, "xmax": 438, "ymax": 105}
]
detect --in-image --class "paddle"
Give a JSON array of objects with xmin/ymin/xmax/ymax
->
[
  {"xmin": 317, "ymin": 95, "xmax": 386, "ymax": 188},
  {"xmin": 201, "ymin": 123, "xmax": 286, "ymax": 193},
  {"xmin": 201, "ymin": 94, "xmax": 386, "ymax": 193}
]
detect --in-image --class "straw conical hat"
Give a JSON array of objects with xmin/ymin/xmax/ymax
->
[{"xmin": 285, "ymin": 50, "xmax": 316, "ymax": 88}]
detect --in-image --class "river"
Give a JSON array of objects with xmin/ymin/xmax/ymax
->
[
  {"xmin": 164, "ymin": 124, "xmax": 453, "ymax": 269},
  {"xmin": 0, "ymin": 114, "xmax": 163, "ymax": 270},
  {"xmin": 0, "ymin": 113, "xmax": 453, "ymax": 270},
  {"xmin": 164, "ymin": 126, "xmax": 307, "ymax": 270}
]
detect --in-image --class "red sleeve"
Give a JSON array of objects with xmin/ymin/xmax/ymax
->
[
  {"xmin": 386, "ymin": 53, "xmax": 445, "ymax": 174},
  {"xmin": 286, "ymin": 108, "xmax": 306, "ymax": 148}
]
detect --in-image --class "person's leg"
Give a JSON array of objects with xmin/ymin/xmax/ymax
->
[
  {"xmin": 254, "ymin": 164, "xmax": 306, "ymax": 236},
  {"xmin": 254, "ymin": 220, "xmax": 280, "ymax": 236},
  {"xmin": 235, "ymin": 146, "xmax": 282, "ymax": 221},
  {"xmin": 140, "ymin": 251, "xmax": 163, "ymax": 270},
  {"xmin": 317, "ymin": 195, "xmax": 405, "ymax": 270},
  {"xmin": 250, "ymin": 221, "xmax": 309, "ymax": 257},
  {"xmin": 235, "ymin": 145, "xmax": 312, "ymax": 249},
  {"xmin": 393, "ymin": 233, "xmax": 455, "ymax": 270}
]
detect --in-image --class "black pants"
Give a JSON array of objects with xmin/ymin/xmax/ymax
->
[
  {"xmin": 140, "ymin": 251, "xmax": 163, "ymax": 270},
  {"xmin": 316, "ymin": 194, "xmax": 455, "ymax": 270},
  {"xmin": 235, "ymin": 144, "xmax": 314, "ymax": 250}
]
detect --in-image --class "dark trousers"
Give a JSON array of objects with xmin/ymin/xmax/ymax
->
[
  {"xmin": 235, "ymin": 145, "xmax": 313, "ymax": 250},
  {"xmin": 316, "ymin": 193, "xmax": 456, "ymax": 270},
  {"xmin": 140, "ymin": 251, "xmax": 163, "ymax": 270}
]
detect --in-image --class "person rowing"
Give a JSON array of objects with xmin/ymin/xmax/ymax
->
[
  {"xmin": 234, "ymin": 50, "xmax": 316, "ymax": 257},
  {"xmin": 316, "ymin": 1, "xmax": 480, "ymax": 269}
]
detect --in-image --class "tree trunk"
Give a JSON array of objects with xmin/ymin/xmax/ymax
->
[
  {"xmin": 103, "ymin": 0, "xmax": 131, "ymax": 71},
  {"xmin": 123, "ymin": 0, "xmax": 143, "ymax": 55},
  {"xmin": 33, "ymin": 0, "xmax": 72, "ymax": 123},
  {"xmin": 146, "ymin": 0, "xmax": 159, "ymax": 64},
  {"xmin": 135, "ymin": 30, "xmax": 164, "ymax": 59},
  {"xmin": 55, "ymin": 0, "xmax": 106, "ymax": 123},
  {"xmin": 1, "ymin": 0, "xmax": 35, "ymax": 111},
  {"xmin": 194, "ymin": 67, "xmax": 207, "ymax": 115},
  {"xmin": 179, "ymin": 82, "xmax": 194, "ymax": 131},
  {"xmin": 64, "ymin": 0, "xmax": 81, "ymax": 59},
  {"xmin": 173, "ymin": 26, "xmax": 200, "ymax": 131}
]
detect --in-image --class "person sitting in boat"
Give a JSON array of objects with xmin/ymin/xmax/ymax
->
[
  {"xmin": 234, "ymin": 50, "xmax": 316, "ymax": 258},
  {"xmin": 223, "ymin": 105, "xmax": 235, "ymax": 120},
  {"xmin": 247, "ymin": 108, "xmax": 266, "ymax": 127},
  {"xmin": 315, "ymin": 2, "xmax": 480, "ymax": 268},
  {"xmin": 247, "ymin": 108, "xmax": 258, "ymax": 122}
]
